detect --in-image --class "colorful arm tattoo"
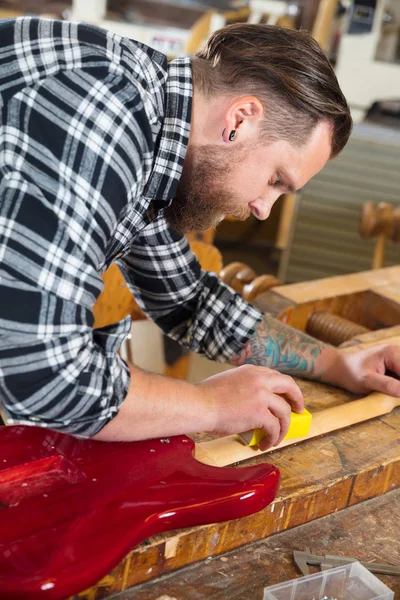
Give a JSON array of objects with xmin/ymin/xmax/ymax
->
[{"xmin": 231, "ymin": 314, "xmax": 328, "ymax": 377}]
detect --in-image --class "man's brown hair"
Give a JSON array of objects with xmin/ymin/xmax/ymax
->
[{"xmin": 193, "ymin": 23, "xmax": 352, "ymax": 157}]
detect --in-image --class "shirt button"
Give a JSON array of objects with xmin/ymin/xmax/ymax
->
[{"xmin": 114, "ymin": 252, "xmax": 123, "ymax": 260}]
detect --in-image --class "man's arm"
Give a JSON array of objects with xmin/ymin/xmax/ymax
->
[
  {"xmin": 93, "ymin": 361, "xmax": 304, "ymax": 450},
  {"xmin": 232, "ymin": 313, "xmax": 400, "ymax": 397},
  {"xmin": 231, "ymin": 314, "xmax": 327, "ymax": 377}
]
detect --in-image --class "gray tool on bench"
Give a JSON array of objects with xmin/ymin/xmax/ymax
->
[{"xmin": 294, "ymin": 550, "xmax": 400, "ymax": 577}]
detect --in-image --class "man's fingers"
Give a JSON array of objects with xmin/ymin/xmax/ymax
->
[
  {"xmin": 383, "ymin": 345, "xmax": 400, "ymax": 378},
  {"xmin": 259, "ymin": 393, "xmax": 291, "ymax": 449},
  {"xmin": 258, "ymin": 412, "xmax": 281, "ymax": 451},
  {"xmin": 267, "ymin": 374, "xmax": 304, "ymax": 414},
  {"xmin": 364, "ymin": 371, "xmax": 400, "ymax": 398}
]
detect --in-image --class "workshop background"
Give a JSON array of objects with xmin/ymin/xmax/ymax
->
[
  {"xmin": 1, "ymin": 0, "xmax": 399, "ymax": 377},
  {"xmin": 1, "ymin": 5, "xmax": 400, "ymax": 600}
]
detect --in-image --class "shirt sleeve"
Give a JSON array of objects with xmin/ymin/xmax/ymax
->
[
  {"xmin": 119, "ymin": 214, "xmax": 264, "ymax": 363},
  {"xmin": 0, "ymin": 67, "xmax": 150, "ymax": 436}
]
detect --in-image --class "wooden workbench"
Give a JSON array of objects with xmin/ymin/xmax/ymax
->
[
  {"xmin": 117, "ymin": 489, "xmax": 400, "ymax": 599},
  {"xmin": 72, "ymin": 267, "xmax": 400, "ymax": 600}
]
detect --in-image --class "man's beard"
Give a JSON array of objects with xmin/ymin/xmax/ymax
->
[{"xmin": 164, "ymin": 143, "xmax": 251, "ymax": 235}]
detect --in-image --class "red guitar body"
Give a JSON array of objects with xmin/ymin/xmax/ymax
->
[{"xmin": 0, "ymin": 426, "xmax": 279, "ymax": 599}]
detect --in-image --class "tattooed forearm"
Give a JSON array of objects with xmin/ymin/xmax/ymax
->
[{"xmin": 231, "ymin": 314, "xmax": 328, "ymax": 377}]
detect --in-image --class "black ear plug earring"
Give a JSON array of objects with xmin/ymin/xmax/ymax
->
[{"xmin": 222, "ymin": 129, "xmax": 237, "ymax": 141}]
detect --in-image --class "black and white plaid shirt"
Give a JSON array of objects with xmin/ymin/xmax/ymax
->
[{"xmin": 0, "ymin": 17, "xmax": 263, "ymax": 436}]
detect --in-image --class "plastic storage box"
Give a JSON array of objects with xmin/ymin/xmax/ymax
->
[{"xmin": 263, "ymin": 562, "xmax": 394, "ymax": 600}]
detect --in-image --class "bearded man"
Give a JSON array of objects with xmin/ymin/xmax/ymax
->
[{"xmin": 1, "ymin": 17, "xmax": 399, "ymax": 450}]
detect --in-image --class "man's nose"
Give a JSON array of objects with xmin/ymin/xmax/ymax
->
[{"xmin": 249, "ymin": 197, "xmax": 274, "ymax": 221}]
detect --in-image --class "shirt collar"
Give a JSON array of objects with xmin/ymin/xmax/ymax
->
[{"xmin": 143, "ymin": 56, "xmax": 192, "ymax": 209}]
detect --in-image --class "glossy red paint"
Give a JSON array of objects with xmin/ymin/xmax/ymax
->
[{"xmin": 0, "ymin": 426, "xmax": 279, "ymax": 599}]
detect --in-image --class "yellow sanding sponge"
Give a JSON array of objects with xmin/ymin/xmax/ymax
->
[{"xmin": 239, "ymin": 408, "xmax": 312, "ymax": 447}]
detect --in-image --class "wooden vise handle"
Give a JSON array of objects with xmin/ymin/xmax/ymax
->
[
  {"xmin": 195, "ymin": 391, "xmax": 400, "ymax": 467},
  {"xmin": 220, "ymin": 262, "xmax": 256, "ymax": 293},
  {"xmin": 359, "ymin": 201, "xmax": 394, "ymax": 269},
  {"xmin": 242, "ymin": 274, "xmax": 280, "ymax": 303}
]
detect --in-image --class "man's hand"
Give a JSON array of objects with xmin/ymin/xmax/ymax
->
[
  {"xmin": 197, "ymin": 365, "xmax": 304, "ymax": 450},
  {"xmin": 329, "ymin": 344, "xmax": 400, "ymax": 397}
]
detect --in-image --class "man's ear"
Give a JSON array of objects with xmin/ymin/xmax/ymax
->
[{"xmin": 222, "ymin": 96, "xmax": 264, "ymax": 143}]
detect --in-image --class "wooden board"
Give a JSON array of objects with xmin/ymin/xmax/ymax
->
[
  {"xmin": 70, "ymin": 268, "xmax": 400, "ymax": 599},
  {"xmin": 122, "ymin": 488, "xmax": 400, "ymax": 600},
  {"xmin": 270, "ymin": 265, "xmax": 400, "ymax": 305}
]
